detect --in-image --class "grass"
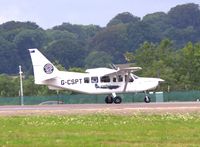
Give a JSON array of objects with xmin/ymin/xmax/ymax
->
[{"xmin": 0, "ymin": 114, "xmax": 200, "ymax": 146}]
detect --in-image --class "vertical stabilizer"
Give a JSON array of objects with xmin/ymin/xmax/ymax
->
[{"xmin": 28, "ymin": 48, "xmax": 58, "ymax": 84}]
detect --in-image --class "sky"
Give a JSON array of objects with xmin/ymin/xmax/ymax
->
[{"xmin": 0, "ymin": 0, "xmax": 200, "ymax": 29}]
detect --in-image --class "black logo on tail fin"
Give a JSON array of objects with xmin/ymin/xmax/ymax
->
[{"xmin": 44, "ymin": 63, "xmax": 54, "ymax": 74}]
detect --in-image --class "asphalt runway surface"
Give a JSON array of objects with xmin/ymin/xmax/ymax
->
[{"xmin": 0, "ymin": 102, "xmax": 200, "ymax": 116}]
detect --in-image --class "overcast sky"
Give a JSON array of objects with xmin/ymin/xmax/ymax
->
[{"xmin": 0, "ymin": 0, "xmax": 200, "ymax": 29}]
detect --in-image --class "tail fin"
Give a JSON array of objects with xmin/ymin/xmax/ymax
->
[{"xmin": 28, "ymin": 48, "xmax": 58, "ymax": 84}]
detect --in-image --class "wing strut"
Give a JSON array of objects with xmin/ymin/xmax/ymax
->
[{"xmin": 123, "ymin": 72, "xmax": 130, "ymax": 92}]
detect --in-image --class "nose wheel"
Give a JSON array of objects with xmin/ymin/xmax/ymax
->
[{"xmin": 144, "ymin": 96, "xmax": 151, "ymax": 103}]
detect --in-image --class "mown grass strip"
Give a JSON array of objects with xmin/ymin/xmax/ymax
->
[{"xmin": 0, "ymin": 114, "xmax": 200, "ymax": 146}]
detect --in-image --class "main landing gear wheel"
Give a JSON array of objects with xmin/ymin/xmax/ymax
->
[
  {"xmin": 144, "ymin": 96, "xmax": 151, "ymax": 103},
  {"xmin": 105, "ymin": 95, "xmax": 122, "ymax": 104},
  {"xmin": 105, "ymin": 95, "xmax": 113, "ymax": 104},
  {"xmin": 114, "ymin": 96, "xmax": 122, "ymax": 104}
]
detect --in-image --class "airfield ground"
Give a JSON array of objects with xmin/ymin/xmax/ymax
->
[
  {"xmin": 1, "ymin": 102, "xmax": 200, "ymax": 146},
  {"xmin": 0, "ymin": 102, "xmax": 200, "ymax": 116}
]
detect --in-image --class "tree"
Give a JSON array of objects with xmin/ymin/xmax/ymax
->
[
  {"xmin": 134, "ymin": 39, "xmax": 177, "ymax": 90},
  {"xmin": 0, "ymin": 21, "xmax": 44, "ymax": 74},
  {"xmin": 0, "ymin": 75, "xmax": 19, "ymax": 97},
  {"xmin": 164, "ymin": 26, "xmax": 200, "ymax": 48},
  {"xmin": 0, "ymin": 21, "xmax": 40, "ymax": 42},
  {"xmin": 142, "ymin": 12, "xmax": 170, "ymax": 32},
  {"xmin": 127, "ymin": 21, "xmax": 162, "ymax": 50},
  {"xmin": 107, "ymin": 12, "xmax": 140, "ymax": 27},
  {"xmin": 46, "ymin": 29, "xmax": 76, "ymax": 43},
  {"xmin": 168, "ymin": 3, "xmax": 200, "ymax": 29},
  {"xmin": 46, "ymin": 38, "xmax": 86, "ymax": 69},
  {"xmin": 177, "ymin": 42, "xmax": 200, "ymax": 89},
  {"xmin": 89, "ymin": 24, "xmax": 129, "ymax": 63},
  {"xmin": 0, "ymin": 21, "xmax": 39, "ymax": 31},
  {"xmin": 23, "ymin": 76, "xmax": 56, "ymax": 96},
  {"xmin": 53, "ymin": 23, "xmax": 102, "ymax": 41},
  {"xmin": 14, "ymin": 29, "xmax": 47, "ymax": 71},
  {"xmin": 85, "ymin": 51, "xmax": 112, "ymax": 68},
  {"xmin": 0, "ymin": 38, "xmax": 19, "ymax": 74},
  {"xmin": 124, "ymin": 52, "xmax": 135, "ymax": 63},
  {"xmin": 68, "ymin": 67, "xmax": 85, "ymax": 73}
]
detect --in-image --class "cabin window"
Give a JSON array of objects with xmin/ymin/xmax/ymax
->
[
  {"xmin": 84, "ymin": 77, "xmax": 90, "ymax": 83},
  {"xmin": 113, "ymin": 77, "xmax": 117, "ymax": 82},
  {"xmin": 100, "ymin": 76, "xmax": 110, "ymax": 83},
  {"xmin": 91, "ymin": 77, "xmax": 98, "ymax": 83},
  {"xmin": 118, "ymin": 75, "xmax": 123, "ymax": 82}
]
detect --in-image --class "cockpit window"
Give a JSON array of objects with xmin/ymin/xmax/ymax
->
[
  {"xmin": 133, "ymin": 74, "xmax": 138, "ymax": 79},
  {"xmin": 129, "ymin": 76, "xmax": 134, "ymax": 82},
  {"xmin": 125, "ymin": 75, "xmax": 134, "ymax": 82}
]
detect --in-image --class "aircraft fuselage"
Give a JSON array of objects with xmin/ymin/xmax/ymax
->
[{"xmin": 43, "ymin": 70, "xmax": 162, "ymax": 94}]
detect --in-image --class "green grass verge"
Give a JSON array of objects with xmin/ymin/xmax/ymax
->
[{"xmin": 0, "ymin": 114, "xmax": 200, "ymax": 146}]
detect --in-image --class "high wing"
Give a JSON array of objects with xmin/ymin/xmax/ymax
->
[
  {"xmin": 105, "ymin": 67, "xmax": 142, "ymax": 76},
  {"xmin": 85, "ymin": 68, "xmax": 117, "ymax": 76},
  {"xmin": 85, "ymin": 67, "xmax": 142, "ymax": 76},
  {"xmin": 105, "ymin": 67, "xmax": 142, "ymax": 92}
]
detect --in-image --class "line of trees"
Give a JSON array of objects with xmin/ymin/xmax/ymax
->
[
  {"xmin": 126, "ymin": 39, "xmax": 200, "ymax": 91},
  {"xmin": 1, "ymin": 39, "xmax": 200, "ymax": 97},
  {"xmin": 1, "ymin": 3, "xmax": 200, "ymax": 96}
]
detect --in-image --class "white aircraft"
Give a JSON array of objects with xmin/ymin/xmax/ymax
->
[{"xmin": 29, "ymin": 48, "xmax": 164, "ymax": 104}]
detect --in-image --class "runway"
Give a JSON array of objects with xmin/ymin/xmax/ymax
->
[{"xmin": 0, "ymin": 102, "xmax": 200, "ymax": 116}]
